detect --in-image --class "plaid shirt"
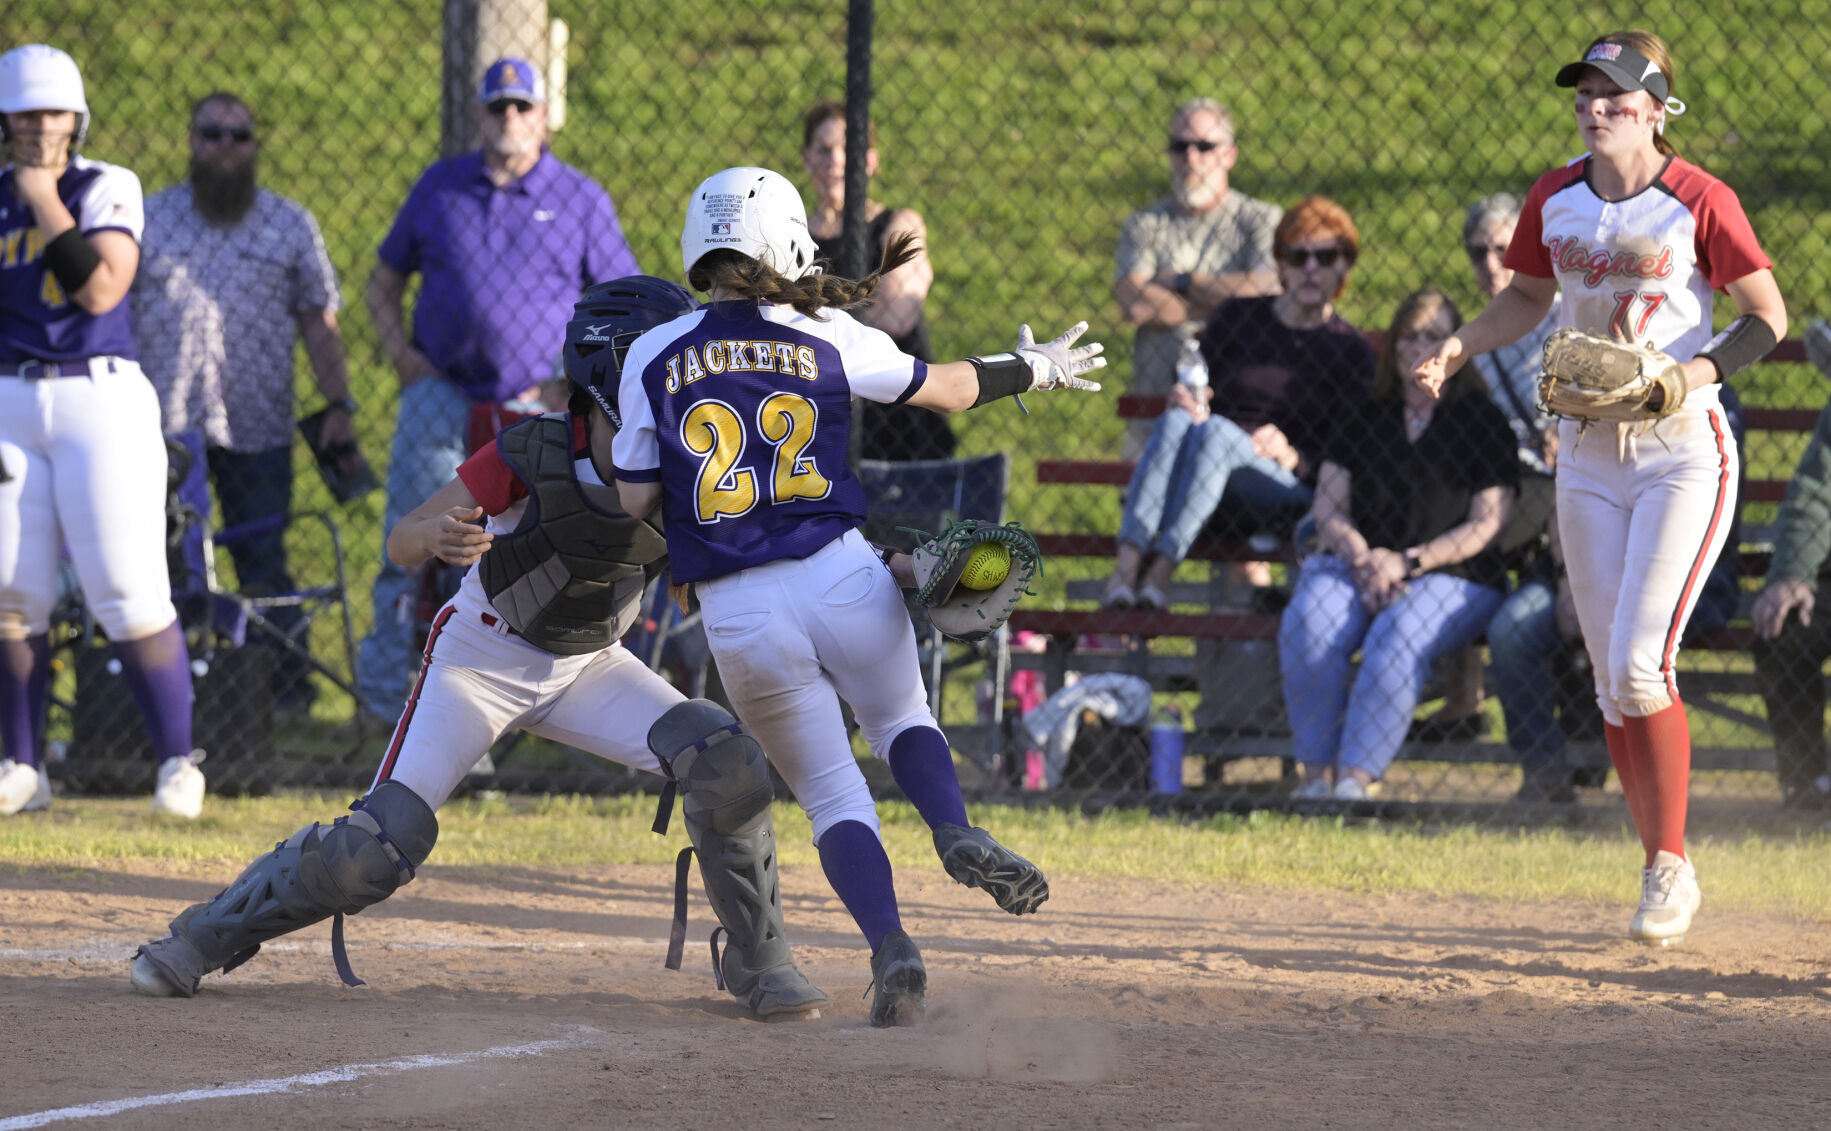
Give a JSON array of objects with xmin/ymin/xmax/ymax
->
[{"xmin": 133, "ymin": 185, "xmax": 340, "ymax": 450}]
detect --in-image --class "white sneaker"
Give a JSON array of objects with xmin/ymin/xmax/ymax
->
[
  {"xmin": 151, "ymin": 754, "xmax": 206, "ymax": 819},
  {"xmin": 0, "ymin": 759, "xmax": 51, "ymax": 815},
  {"xmin": 1629, "ymin": 850, "xmax": 1700, "ymax": 945},
  {"xmin": 1333, "ymin": 777, "xmax": 1369, "ymax": 801},
  {"xmin": 1291, "ymin": 778, "xmax": 1333, "ymax": 799}
]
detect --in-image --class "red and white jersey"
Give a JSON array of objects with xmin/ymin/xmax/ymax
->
[{"xmin": 1506, "ymin": 156, "xmax": 1771, "ymax": 362}]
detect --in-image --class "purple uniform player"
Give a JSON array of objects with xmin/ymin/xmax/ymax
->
[
  {"xmin": 614, "ymin": 166, "xmax": 1104, "ymax": 1026},
  {"xmin": 0, "ymin": 45, "xmax": 203, "ymax": 819}
]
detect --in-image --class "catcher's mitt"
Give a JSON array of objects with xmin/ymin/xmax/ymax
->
[
  {"xmin": 1538, "ymin": 327, "xmax": 1687, "ymax": 422},
  {"xmin": 908, "ymin": 520, "xmax": 1041, "ymax": 643}
]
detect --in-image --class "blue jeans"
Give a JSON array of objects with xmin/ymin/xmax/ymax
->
[
  {"xmin": 1280, "ymin": 554, "xmax": 1505, "ymax": 780},
  {"xmin": 207, "ymin": 445, "xmax": 308, "ymax": 700},
  {"xmin": 1487, "ymin": 580, "xmax": 1566, "ymax": 775},
  {"xmin": 1117, "ymin": 410, "xmax": 1311, "ymax": 563},
  {"xmin": 355, "ymin": 376, "xmax": 473, "ymax": 719}
]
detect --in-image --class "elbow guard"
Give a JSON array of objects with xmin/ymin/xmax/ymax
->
[
  {"xmin": 1695, "ymin": 315, "xmax": 1779, "ymax": 381},
  {"xmin": 44, "ymin": 227, "xmax": 103, "ymax": 295}
]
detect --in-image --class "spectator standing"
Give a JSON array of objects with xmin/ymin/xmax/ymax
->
[
  {"xmin": 0, "ymin": 45, "xmax": 202, "ymax": 817},
  {"xmin": 134, "ymin": 92, "xmax": 355, "ymax": 712},
  {"xmin": 1750, "ymin": 395, "xmax": 1831, "ymax": 808},
  {"xmin": 355, "ymin": 57, "xmax": 639, "ymax": 721},
  {"xmin": 801, "ymin": 100, "xmax": 954, "ymax": 463},
  {"xmin": 1113, "ymin": 98, "xmax": 1281, "ymax": 459},
  {"xmin": 1281, "ymin": 289, "xmax": 1517, "ymax": 800},
  {"xmin": 1103, "ymin": 197, "xmax": 1373, "ymax": 610}
]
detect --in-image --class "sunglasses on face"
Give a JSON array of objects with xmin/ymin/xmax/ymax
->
[
  {"xmin": 1167, "ymin": 137, "xmax": 1227, "ymax": 155},
  {"xmin": 1279, "ymin": 246, "xmax": 1349, "ymax": 268},
  {"xmin": 1466, "ymin": 242, "xmax": 1509, "ymax": 259},
  {"xmin": 194, "ymin": 124, "xmax": 255, "ymax": 143},
  {"xmin": 486, "ymin": 99, "xmax": 535, "ymax": 116}
]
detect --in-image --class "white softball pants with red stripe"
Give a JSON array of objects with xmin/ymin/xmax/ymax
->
[
  {"xmin": 694, "ymin": 528, "xmax": 940, "ymax": 844},
  {"xmin": 371, "ymin": 594, "xmax": 676, "ymax": 808},
  {"xmin": 1555, "ymin": 384, "xmax": 1737, "ymax": 721}
]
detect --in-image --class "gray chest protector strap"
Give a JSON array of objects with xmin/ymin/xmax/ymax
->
[
  {"xmin": 132, "ymin": 781, "xmax": 438, "ymax": 996},
  {"xmin": 478, "ymin": 415, "xmax": 668, "ymax": 655},
  {"xmin": 649, "ymin": 699, "xmax": 830, "ymax": 1018}
]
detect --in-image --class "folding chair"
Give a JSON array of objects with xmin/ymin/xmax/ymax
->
[
  {"xmin": 854, "ymin": 453, "xmax": 1012, "ymax": 762},
  {"xmin": 164, "ymin": 430, "xmax": 362, "ymax": 724}
]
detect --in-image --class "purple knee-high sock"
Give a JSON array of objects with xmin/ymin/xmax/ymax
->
[
  {"xmin": 111, "ymin": 622, "xmax": 195, "ymax": 764},
  {"xmin": 1, "ymin": 634, "xmax": 51, "ymax": 768},
  {"xmin": 886, "ymin": 726, "xmax": 970, "ymax": 830},
  {"xmin": 816, "ymin": 819, "xmax": 903, "ymax": 953}
]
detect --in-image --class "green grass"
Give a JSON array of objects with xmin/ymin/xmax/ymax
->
[
  {"xmin": 8, "ymin": 795, "xmax": 1831, "ymax": 921},
  {"xmin": 11, "ymin": 1, "xmax": 1831, "ymax": 725}
]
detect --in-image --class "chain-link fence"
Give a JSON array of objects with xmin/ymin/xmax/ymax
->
[{"xmin": 13, "ymin": 2, "xmax": 1831, "ymax": 825}]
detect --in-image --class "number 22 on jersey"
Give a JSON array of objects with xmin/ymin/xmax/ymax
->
[{"xmin": 681, "ymin": 392, "xmax": 832, "ymax": 523}]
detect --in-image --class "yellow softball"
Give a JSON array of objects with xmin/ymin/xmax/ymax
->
[{"xmin": 958, "ymin": 540, "xmax": 1011, "ymax": 590}]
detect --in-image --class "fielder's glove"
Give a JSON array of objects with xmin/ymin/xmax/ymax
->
[
  {"xmin": 1538, "ymin": 327, "xmax": 1687, "ymax": 422},
  {"xmin": 1015, "ymin": 322, "xmax": 1106, "ymax": 391},
  {"xmin": 908, "ymin": 519, "xmax": 1042, "ymax": 643}
]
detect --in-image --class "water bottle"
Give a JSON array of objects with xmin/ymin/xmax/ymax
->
[
  {"xmin": 1148, "ymin": 704, "xmax": 1185, "ymax": 794},
  {"xmin": 1175, "ymin": 338, "xmax": 1209, "ymax": 391}
]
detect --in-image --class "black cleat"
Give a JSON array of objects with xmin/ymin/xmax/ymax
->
[
  {"xmin": 933, "ymin": 823, "xmax": 1050, "ymax": 915},
  {"xmin": 867, "ymin": 930, "xmax": 926, "ymax": 1028}
]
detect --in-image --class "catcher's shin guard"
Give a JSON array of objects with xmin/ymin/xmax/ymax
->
[
  {"xmin": 650, "ymin": 700, "xmax": 829, "ymax": 1018},
  {"xmin": 130, "ymin": 781, "xmax": 438, "ymax": 997}
]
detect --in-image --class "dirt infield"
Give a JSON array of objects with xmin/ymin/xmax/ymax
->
[{"xmin": 5, "ymin": 861, "xmax": 1830, "ymax": 1129}]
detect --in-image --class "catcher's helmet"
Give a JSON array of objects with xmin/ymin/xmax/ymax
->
[
  {"xmin": 562, "ymin": 276, "xmax": 697, "ymax": 427},
  {"xmin": 0, "ymin": 45, "xmax": 89, "ymax": 152},
  {"xmin": 681, "ymin": 166, "xmax": 821, "ymax": 285}
]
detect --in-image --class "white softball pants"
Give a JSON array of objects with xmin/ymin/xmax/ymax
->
[
  {"xmin": 0, "ymin": 360, "xmax": 179, "ymax": 642},
  {"xmin": 695, "ymin": 528, "xmax": 940, "ymax": 843},
  {"xmin": 372, "ymin": 595, "xmax": 677, "ymax": 809},
  {"xmin": 1555, "ymin": 385, "xmax": 1737, "ymax": 720}
]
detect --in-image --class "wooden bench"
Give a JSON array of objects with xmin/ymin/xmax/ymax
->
[{"xmin": 1004, "ymin": 337, "xmax": 1822, "ymax": 780}]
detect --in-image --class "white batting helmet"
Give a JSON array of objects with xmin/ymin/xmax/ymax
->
[
  {"xmin": 0, "ymin": 45, "xmax": 90, "ymax": 150},
  {"xmin": 681, "ymin": 166, "xmax": 821, "ymax": 284}
]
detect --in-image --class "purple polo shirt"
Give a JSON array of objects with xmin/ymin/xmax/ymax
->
[{"xmin": 378, "ymin": 149, "xmax": 639, "ymax": 404}]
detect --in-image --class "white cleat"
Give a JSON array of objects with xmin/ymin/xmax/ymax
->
[
  {"xmin": 1629, "ymin": 850, "xmax": 1701, "ymax": 946},
  {"xmin": 151, "ymin": 754, "xmax": 207, "ymax": 819},
  {"xmin": 0, "ymin": 759, "xmax": 51, "ymax": 815}
]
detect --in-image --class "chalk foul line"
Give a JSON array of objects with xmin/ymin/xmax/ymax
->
[{"xmin": 1, "ymin": 1031, "xmax": 599, "ymax": 1131}]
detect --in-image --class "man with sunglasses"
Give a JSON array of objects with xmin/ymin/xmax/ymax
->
[
  {"xmin": 133, "ymin": 93, "xmax": 357, "ymax": 715},
  {"xmin": 1113, "ymin": 98, "xmax": 1281, "ymax": 458},
  {"xmin": 356, "ymin": 57, "xmax": 640, "ymax": 724}
]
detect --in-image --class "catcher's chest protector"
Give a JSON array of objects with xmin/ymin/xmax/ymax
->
[{"xmin": 478, "ymin": 415, "xmax": 668, "ymax": 654}]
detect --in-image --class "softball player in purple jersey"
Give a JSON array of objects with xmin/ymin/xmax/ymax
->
[
  {"xmin": 613, "ymin": 166, "xmax": 1103, "ymax": 1027},
  {"xmin": 0, "ymin": 45, "xmax": 202, "ymax": 819}
]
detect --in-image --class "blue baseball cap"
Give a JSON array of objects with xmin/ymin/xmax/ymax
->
[{"xmin": 479, "ymin": 57, "xmax": 544, "ymax": 104}]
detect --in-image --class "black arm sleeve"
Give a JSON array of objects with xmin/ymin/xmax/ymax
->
[
  {"xmin": 1695, "ymin": 315, "xmax": 1779, "ymax": 381},
  {"xmin": 44, "ymin": 227, "xmax": 103, "ymax": 295}
]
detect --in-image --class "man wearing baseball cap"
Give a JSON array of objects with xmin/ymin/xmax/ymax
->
[{"xmin": 357, "ymin": 56, "xmax": 641, "ymax": 722}]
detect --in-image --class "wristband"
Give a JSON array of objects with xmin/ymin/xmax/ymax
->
[
  {"xmin": 44, "ymin": 227, "xmax": 102, "ymax": 295},
  {"xmin": 1695, "ymin": 315, "xmax": 1778, "ymax": 381},
  {"xmin": 326, "ymin": 395, "xmax": 360, "ymax": 414},
  {"xmin": 1403, "ymin": 550, "xmax": 1424, "ymax": 579},
  {"xmin": 966, "ymin": 353, "xmax": 1034, "ymax": 407}
]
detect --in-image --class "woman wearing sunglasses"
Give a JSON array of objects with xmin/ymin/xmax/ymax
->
[
  {"xmin": 1102, "ymin": 195, "xmax": 1374, "ymax": 610},
  {"xmin": 1282, "ymin": 288, "xmax": 1517, "ymax": 801}
]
